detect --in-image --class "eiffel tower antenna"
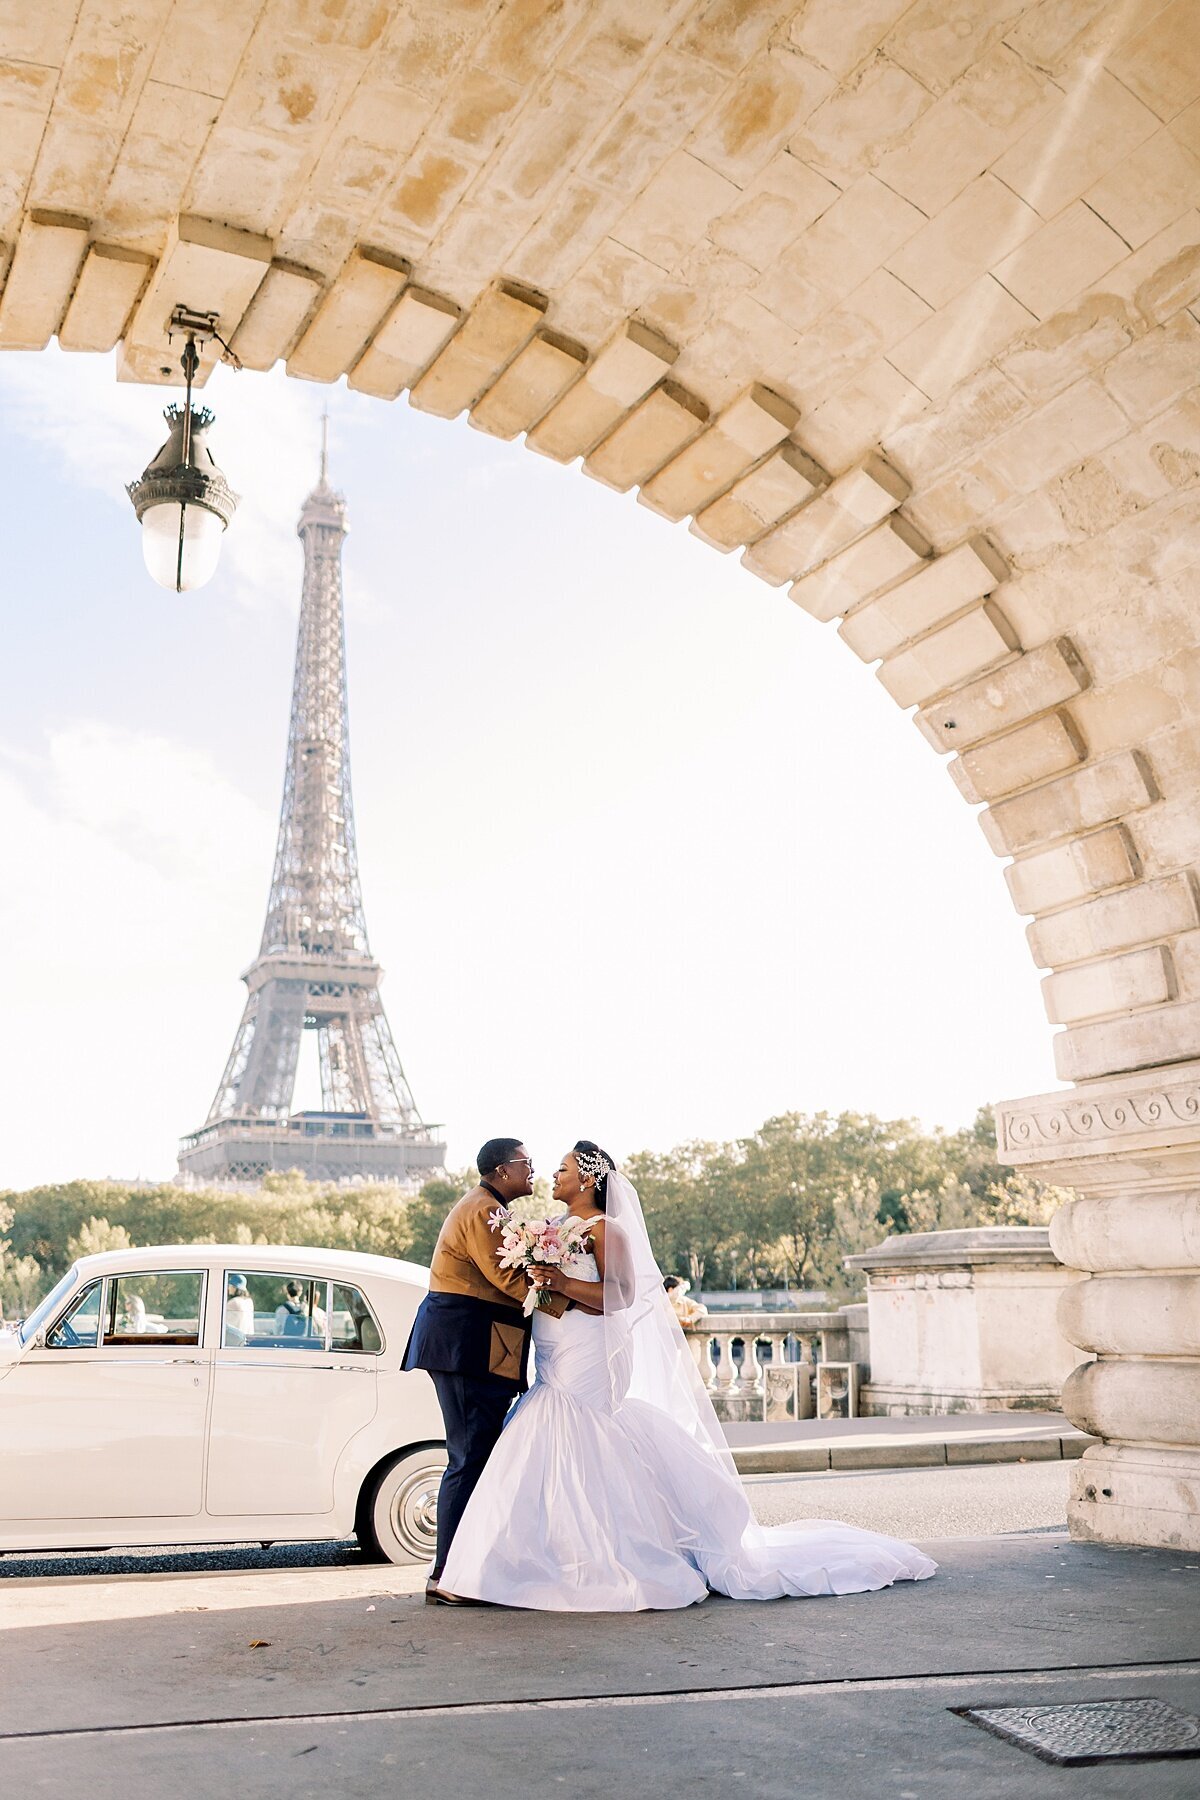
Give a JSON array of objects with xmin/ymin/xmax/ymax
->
[{"xmin": 179, "ymin": 452, "xmax": 445, "ymax": 1185}]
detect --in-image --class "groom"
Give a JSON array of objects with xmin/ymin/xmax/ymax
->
[{"xmin": 403, "ymin": 1136, "xmax": 567, "ymax": 1603}]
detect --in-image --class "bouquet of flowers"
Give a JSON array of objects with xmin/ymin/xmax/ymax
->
[{"xmin": 488, "ymin": 1207, "xmax": 593, "ymax": 1315}]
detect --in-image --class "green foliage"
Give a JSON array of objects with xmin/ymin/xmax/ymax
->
[
  {"xmin": 629, "ymin": 1108, "xmax": 1067, "ymax": 1300},
  {"xmin": 0, "ymin": 1172, "xmax": 476, "ymax": 1315},
  {"xmin": 0, "ymin": 1109, "xmax": 1066, "ymax": 1316}
]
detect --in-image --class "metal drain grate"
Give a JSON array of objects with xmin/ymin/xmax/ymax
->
[{"xmin": 954, "ymin": 1698, "xmax": 1200, "ymax": 1766}]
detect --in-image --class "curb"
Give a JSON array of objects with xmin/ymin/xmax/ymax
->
[{"xmin": 732, "ymin": 1434, "xmax": 1095, "ymax": 1476}]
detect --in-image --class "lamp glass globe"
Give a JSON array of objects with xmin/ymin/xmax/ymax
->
[{"xmin": 140, "ymin": 500, "xmax": 225, "ymax": 592}]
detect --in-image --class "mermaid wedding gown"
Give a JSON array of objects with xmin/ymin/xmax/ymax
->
[{"xmin": 441, "ymin": 1200, "xmax": 936, "ymax": 1612}]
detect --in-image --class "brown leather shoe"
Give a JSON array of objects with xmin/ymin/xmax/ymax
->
[
  {"xmin": 429, "ymin": 1587, "xmax": 488, "ymax": 1606},
  {"xmin": 424, "ymin": 1574, "xmax": 443, "ymax": 1605}
]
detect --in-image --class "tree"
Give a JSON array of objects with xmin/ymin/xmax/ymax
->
[
  {"xmin": 66, "ymin": 1217, "xmax": 134, "ymax": 1263},
  {"xmin": 0, "ymin": 1199, "xmax": 42, "ymax": 1322},
  {"xmin": 626, "ymin": 1143, "xmax": 734, "ymax": 1286}
]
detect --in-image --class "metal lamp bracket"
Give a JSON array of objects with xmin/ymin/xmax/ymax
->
[{"xmin": 167, "ymin": 304, "xmax": 243, "ymax": 373}]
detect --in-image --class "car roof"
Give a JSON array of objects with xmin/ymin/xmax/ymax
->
[{"xmin": 67, "ymin": 1244, "xmax": 431, "ymax": 1286}]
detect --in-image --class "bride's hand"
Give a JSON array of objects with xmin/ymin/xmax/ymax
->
[{"xmin": 530, "ymin": 1265, "xmax": 567, "ymax": 1293}]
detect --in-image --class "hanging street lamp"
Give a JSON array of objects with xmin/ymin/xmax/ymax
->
[{"xmin": 127, "ymin": 306, "xmax": 240, "ymax": 593}]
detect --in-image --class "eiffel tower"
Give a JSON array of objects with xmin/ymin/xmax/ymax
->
[{"xmin": 178, "ymin": 428, "xmax": 445, "ymax": 1185}]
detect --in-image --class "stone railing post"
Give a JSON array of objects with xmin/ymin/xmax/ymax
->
[{"xmin": 998, "ymin": 1066, "xmax": 1200, "ymax": 1554}]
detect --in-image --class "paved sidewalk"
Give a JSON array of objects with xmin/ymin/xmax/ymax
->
[
  {"xmin": 1, "ymin": 1533, "xmax": 1197, "ymax": 1798},
  {"xmin": 725, "ymin": 1410, "xmax": 1092, "ymax": 1474}
]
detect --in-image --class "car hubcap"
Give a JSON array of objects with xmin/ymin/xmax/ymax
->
[{"xmin": 389, "ymin": 1464, "xmax": 442, "ymax": 1557}]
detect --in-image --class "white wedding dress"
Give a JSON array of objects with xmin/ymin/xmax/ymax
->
[{"xmin": 441, "ymin": 1195, "xmax": 936, "ymax": 1612}]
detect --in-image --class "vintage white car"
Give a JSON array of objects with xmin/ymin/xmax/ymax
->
[{"xmin": 0, "ymin": 1244, "xmax": 447, "ymax": 1563}]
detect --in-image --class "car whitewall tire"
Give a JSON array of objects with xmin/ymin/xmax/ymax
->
[{"xmin": 360, "ymin": 1447, "xmax": 448, "ymax": 1564}]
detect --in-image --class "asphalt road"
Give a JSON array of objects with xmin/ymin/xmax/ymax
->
[{"xmin": 0, "ymin": 1462, "xmax": 1069, "ymax": 1581}]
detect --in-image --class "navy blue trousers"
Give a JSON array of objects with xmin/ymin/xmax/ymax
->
[{"xmin": 429, "ymin": 1370, "xmax": 515, "ymax": 1575}]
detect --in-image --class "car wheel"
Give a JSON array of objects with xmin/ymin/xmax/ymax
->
[{"xmin": 359, "ymin": 1447, "xmax": 447, "ymax": 1564}]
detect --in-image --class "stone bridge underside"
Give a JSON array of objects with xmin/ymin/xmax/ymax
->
[{"xmin": 2, "ymin": 0, "xmax": 1199, "ymax": 1549}]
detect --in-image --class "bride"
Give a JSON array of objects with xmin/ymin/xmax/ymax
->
[{"xmin": 440, "ymin": 1142, "xmax": 936, "ymax": 1611}]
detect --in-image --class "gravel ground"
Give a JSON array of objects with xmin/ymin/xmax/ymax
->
[{"xmin": 0, "ymin": 1463, "xmax": 1069, "ymax": 1582}]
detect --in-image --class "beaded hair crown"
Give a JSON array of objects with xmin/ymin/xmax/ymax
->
[{"xmin": 574, "ymin": 1145, "xmax": 614, "ymax": 1189}]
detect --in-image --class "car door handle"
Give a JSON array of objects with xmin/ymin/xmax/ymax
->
[
  {"xmin": 332, "ymin": 1364, "xmax": 373, "ymax": 1374},
  {"xmin": 171, "ymin": 1356, "xmax": 206, "ymax": 1365}
]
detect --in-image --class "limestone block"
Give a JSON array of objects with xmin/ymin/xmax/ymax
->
[
  {"xmin": 638, "ymin": 385, "xmax": 797, "ymax": 522},
  {"xmin": 58, "ymin": 243, "xmax": 151, "ymax": 353},
  {"xmin": 1068, "ymin": 1442, "xmax": 1200, "ymax": 1552},
  {"xmin": 997, "ymin": 295, "xmax": 1135, "ymax": 407},
  {"xmin": 691, "ymin": 46, "xmax": 833, "ymax": 187},
  {"xmin": 149, "ymin": 0, "xmax": 261, "ymax": 98},
  {"xmin": 1086, "ymin": 127, "xmax": 1200, "ymax": 252},
  {"xmin": 838, "ymin": 537, "xmax": 1008, "ymax": 663},
  {"xmin": 1029, "ymin": 875, "xmax": 1200, "ymax": 970},
  {"xmin": 690, "ymin": 442, "xmax": 825, "ymax": 552},
  {"xmin": 1054, "ymin": 997, "xmax": 1200, "ymax": 1082},
  {"xmin": 916, "ymin": 638, "xmax": 1090, "ymax": 754},
  {"xmin": 1110, "ymin": 0, "xmax": 1200, "ymax": 122},
  {"xmin": 468, "ymin": 329, "xmax": 588, "ymax": 439},
  {"xmin": 1050, "ymin": 1191, "xmax": 1200, "ymax": 1275},
  {"xmin": 613, "ymin": 149, "xmax": 740, "ymax": 274},
  {"xmin": 953, "ymin": 710, "xmax": 1087, "ymax": 805},
  {"xmin": 1042, "ymin": 944, "xmax": 1176, "ymax": 1026},
  {"xmin": 787, "ymin": 0, "xmax": 913, "ymax": 82},
  {"xmin": 790, "ymin": 517, "xmax": 930, "ymax": 624},
  {"xmin": 742, "ymin": 454, "xmax": 908, "ymax": 586},
  {"xmin": 1102, "ymin": 311, "xmax": 1200, "ymax": 424},
  {"xmin": 754, "ymin": 176, "xmax": 926, "ymax": 330},
  {"xmin": 348, "ymin": 287, "xmax": 461, "ymax": 400},
  {"xmin": 0, "ymin": 210, "xmax": 89, "ymax": 349},
  {"xmin": 800, "ymin": 359, "xmax": 929, "ymax": 473},
  {"xmin": 1060, "ymin": 1272, "xmax": 1200, "ymax": 1356},
  {"xmin": 1093, "ymin": 208, "xmax": 1200, "ymax": 330},
  {"xmin": 886, "ymin": 275, "xmax": 1035, "ymax": 403},
  {"xmin": 992, "ymin": 69, "xmax": 1160, "ymax": 219},
  {"xmin": 584, "ymin": 382, "xmax": 708, "ymax": 493},
  {"xmin": 873, "ymin": 90, "xmax": 1003, "ymax": 216},
  {"xmin": 885, "ymin": 174, "xmax": 1041, "ymax": 309},
  {"xmin": 883, "ymin": 363, "xmax": 1027, "ymax": 486},
  {"xmin": 985, "ymin": 380, "xmax": 1129, "ymax": 496},
  {"xmin": 121, "ymin": 216, "xmax": 273, "ymax": 387},
  {"xmin": 527, "ymin": 320, "xmax": 677, "ymax": 463},
  {"xmin": 980, "ymin": 750, "xmax": 1159, "ymax": 858},
  {"xmin": 1005, "ymin": 826, "xmax": 1142, "ymax": 916},
  {"xmin": 410, "ymin": 281, "xmax": 546, "ymax": 420},
  {"xmin": 228, "ymin": 263, "xmax": 323, "ymax": 372},
  {"xmin": 993, "ymin": 201, "xmax": 1128, "ymax": 322},
  {"xmin": 287, "ymin": 246, "xmax": 411, "ymax": 384},
  {"xmin": 707, "ymin": 152, "xmax": 840, "ymax": 272},
  {"xmin": 876, "ymin": 603, "xmax": 1020, "ymax": 709},
  {"xmin": 790, "ymin": 51, "xmax": 929, "ymax": 190},
  {"xmin": 1061, "ymin": 1357, "xmax": 1200, "ymax": 1449}
]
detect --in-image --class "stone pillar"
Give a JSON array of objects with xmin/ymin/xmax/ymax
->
[
  {"xmin": 998, "ymin": 1064, "xmax": 1200, "ymax": 1554},
  {"xmin": 845, "ymin": 1228, "xmax": 1082, "ymax": 1416}
]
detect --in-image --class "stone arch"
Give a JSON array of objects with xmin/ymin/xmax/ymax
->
[{"xmin": 2, "ymin": 0, "xmax": 1199, "ymax": 1549}]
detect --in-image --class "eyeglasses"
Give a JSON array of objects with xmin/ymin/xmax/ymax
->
[{"xmin": 504, "ymin": 1156, "xmax": 534, "ymax": 1172}]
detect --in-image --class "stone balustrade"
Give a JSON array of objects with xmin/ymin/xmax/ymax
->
[{"xmin": 684, "ymin": 1310, "xmax": 866, "ymax": 1423}]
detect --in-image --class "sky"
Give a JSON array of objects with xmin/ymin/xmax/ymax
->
[{"xmin": 0, "ymin": 347, "xmax": 1062, "ymax": 1190}]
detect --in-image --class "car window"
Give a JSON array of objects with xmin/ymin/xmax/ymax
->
[
  {"xmin": 45, "ymin": 1279, "xmax": 102, "ymax": 1349},
  {"xmin": 330, "ymin": 1283, "xmax": 384, "ymax": 1355},
  {"xmin": 102, "ymin": 1272, "xmax": 204, "ymax": 1347},
  {"xmin": 20, "ymin": 1267, "xmax": 79, "ymax": 1345},
  {"xmin": 223, "ymin": 1272, "xmax": 328, "ymax": 1349}
]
